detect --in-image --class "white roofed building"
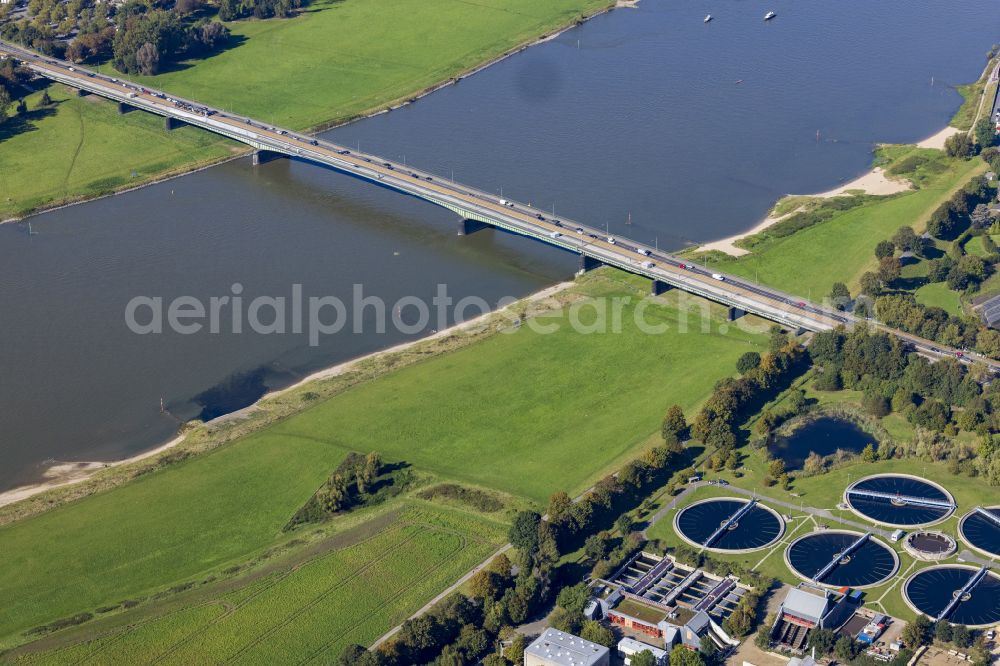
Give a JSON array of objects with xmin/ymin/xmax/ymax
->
[
  {"xmin": 618, "ymin": 637, "xmax": 668, "ymax": 665},
  {"xmin": 525, "ymin": 628, "xmax": 611, "ymax": 666}
]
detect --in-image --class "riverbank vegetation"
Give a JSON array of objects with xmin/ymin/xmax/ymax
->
[{"xmin": 0, "ymin": 0, "xmax": 613, "ymax": 218}]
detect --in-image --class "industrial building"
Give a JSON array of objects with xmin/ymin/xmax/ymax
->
[
  {"xmin": 769, "ymin": 584, "xmax": 860, "ymax": 652},
  {"xmin": 524, "ymin": 628, "xmax": 610, "ymax": 666},
  {"xmin": 594, "ymin": 552, "xmax": 745, "ymax": 652}
]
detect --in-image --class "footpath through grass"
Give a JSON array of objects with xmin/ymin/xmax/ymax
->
[
  {"xmin": 0, "ymin": 272, "xmax": 767, "ymax": 649},
  {"xmin": 0, "ymin": 0, "xmax": 611, "ymax": 218}
]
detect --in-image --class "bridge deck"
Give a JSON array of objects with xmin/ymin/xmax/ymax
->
[{"xmin": 1, "ymin": 38, "xmax": 998, "ymax": 372}]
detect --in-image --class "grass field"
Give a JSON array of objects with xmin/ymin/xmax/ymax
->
[
  {"xmin": 123, "ymin": 0, "xmax": 611, "ymax": 130},
  {"xmin": 0, "ymin": 0, "xmax": 610, "ymax": 217},
  {"xmin": 0, "ymin": 431, "xmax": 349, "ymax": 647},
  {"xmin": 695, "ymin": 154, "xmax": 986, "ymax": 299},
  {"xmin": 964, "ymin": 233, "xmax": 1000, "ymax": 258},
  {"xmin": 11, "ymin": 506, "xmax": 505, "ymax": 664},
  {"xmin": 0, "ymin": 273, "xmax": 767, "ymax": 649},
  {"xmin": 914, "ymin": 281, "xmax": 963, "ymax": 316},
  {"xmin": 263, "ymin": 275, "xmax": 767, "ymax": 504},
  {"xmin": 0, "ymin": 86, "xmax": 237, "ymax": 218}
]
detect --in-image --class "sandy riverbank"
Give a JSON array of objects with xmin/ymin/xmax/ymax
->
[
  {"xmin": 693, "ymin": 128, "xmax": 964, "ymax": 257},
  {"xmin": 0, "ymin": 280, "xmax": 574, "ymax": 510},
  {"xmin": 916, "ymin": 126, "xmax": 964, "ymax": 150}
]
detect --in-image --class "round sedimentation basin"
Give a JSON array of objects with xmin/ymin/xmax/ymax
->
[
  {"xmin": 785, "ymin": 530, "xmax": 898, "ymax": 588},
  {"xmin": 674, "ymin": 497, "xmax": 784, "ymax": 553},
  {"xmin": 903, "ymin": 565, "xmax": 1000, "ymax": 628},
  {"xmin": 843, "ymin": 474, "xmax": 954, "ymax": 528}
]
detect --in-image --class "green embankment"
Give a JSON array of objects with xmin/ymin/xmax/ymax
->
[
  {"xmin": 0, "ymin": 0, "xmax": 611, "ymax": 218},
  {"xmin": 0, "ymin": 273, "xmax": 768, "ymax": 649}
]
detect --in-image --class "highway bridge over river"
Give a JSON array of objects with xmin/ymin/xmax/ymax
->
[{"xmin": 2, "ymin": 40, "xmax": 997, "ymax": 371}]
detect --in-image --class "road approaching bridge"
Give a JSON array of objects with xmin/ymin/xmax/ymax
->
[{"xmin": 2, "ymin": 40, "xmax": 997, "ymax": 370}]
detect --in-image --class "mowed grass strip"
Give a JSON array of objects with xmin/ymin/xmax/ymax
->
[
  {"xmin": 265, "ymin": 282, "xmax": 766, "ymax": 504},
  {"xmin": 0, "ymin": 87, "xmax": 237, "ymax": 219},
  {"xmin": 0, "ymin": 432, "xmax": 348, "ymax": 646},
  {"xmin": 13, "ymin": 508, "xmax": 504, "ymax": 664}
]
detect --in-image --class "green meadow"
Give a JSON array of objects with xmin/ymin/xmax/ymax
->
[
  {"xmin": 0, "ymin": 273, "xmax": 768, "ymax": 650},
  {"xmin": 0, "ymin": 86, "xmax": 237, "ymax": 218},
  {"xmin": 0, "ymin": 0, "xmax": 611, "ymax": 217},
  {"xmin": 10, "ymin": 506, "xmax": 506, "ymax": 664}
]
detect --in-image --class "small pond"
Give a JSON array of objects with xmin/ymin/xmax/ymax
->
[{"xmin": 770, "ymin": 416, "xmax": 874, "ymax": 471}]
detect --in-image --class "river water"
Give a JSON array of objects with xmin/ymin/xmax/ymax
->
[{"xmin": 1, "ymin": 0, "xmax": 996, "ymax": 491}]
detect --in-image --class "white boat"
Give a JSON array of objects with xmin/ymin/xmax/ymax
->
[
  {"xmin": 704, "ymin": 14, "xmax": 712, "ymax": 22},
  {"xmin": 764, "ymin": 11, "xmax": 776, "ymax": 20}
]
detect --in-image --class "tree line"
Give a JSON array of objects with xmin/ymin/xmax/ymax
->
[{"xmin": 809, "ymin": 324, "xmax": 1000, "ymax": 483}]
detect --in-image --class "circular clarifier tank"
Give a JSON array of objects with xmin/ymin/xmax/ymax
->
[
  {"xmin": 674, "ymin": 497, "xmax": 784, "ymax": 553},
  {"xmin": 785, "ymin": 530, "xmax": 898, "ymax": 588},
  {"xmin": 903, "ymin": 531, "xmax": 956, "ymax": 561},
  {"xmin": 959, "ymin": 507, "xmax": 1000, "ymax": 559},
  {"xmin": 844, "ymin": 474, "xmax": 954, "ymax": 528},
  {"xmin": 903, "ymin": 566, "xmax": 1000, "ymax": 628}
]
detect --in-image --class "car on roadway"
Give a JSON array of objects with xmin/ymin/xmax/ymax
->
[
  {"xmin": 639, "ymin": 249, "xmax": 650, "ymax": 256},
  {"xmin": 678, "ymin": 263, "xmax": 687, "ymax": 269},
  {"xmin": 956, "ymin": 351, "xmax": 964, "ymax": 358},
  {"xmin": 535, "ymin": 214, "xmax": 545, "ymax": 220},
  {"xmin": 796, "ymin": 301, "xmax": 806, "ymax": 308},
  {"xmin": 309, "ymin": 140, "xmax": 319, "ymax": 146},
  {"xmin": 549, "ymin": 231, "xmax": 562, "ymax": 239},
  {"xmin": 641, "ymin": 261, "xmax": 655, "ymax": 269},
  {"xmin": 607, "ymin": 236, "xmax": 616, "ymax": 245},
  {"xmin": 712, "ymin": 273, "xmax": 725, "ymax": 281},
  {"xmin": 553, "ymin": 220, "xmax": 562, "ymax": 227},
  {"xmin": 718, "ymin": 479, "xmax": 729, "ymax": 486}
]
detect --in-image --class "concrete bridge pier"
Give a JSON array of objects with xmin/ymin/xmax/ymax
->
[
  {"xmin": 117, "ymin": 101, "xmax": 134, "ymax": 114},
  {"xmin": 651, "ymin": 280, "xmax": 671, "ymax": 296},
  {"xmin": 457, "ymin": 219, "xmax": 489, "ymax": 236},
  {"xmin": 727, "ymin": 306, "xmax": 746, "ymax": 321},
  {"xmin": 164, "ymin": 116, "xmax": 183, "ymax": 131},
  {"xmin": 251, "ymin": 149, "xmax": 282, "ymax": 166},
  {"xmin": 577, "ymin": 254, "xmax": 603, "ymax": 274},
  {"xmin": 74, "ymin": 88, "xmax": 87, "ymax": 97}
]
